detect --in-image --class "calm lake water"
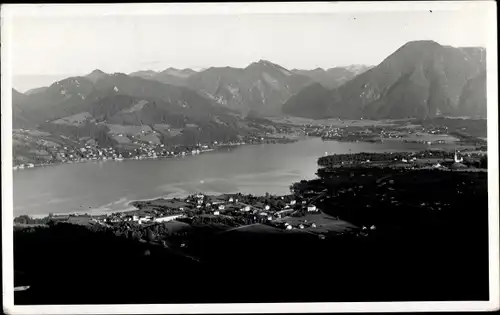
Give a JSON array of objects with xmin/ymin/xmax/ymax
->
[{"xmin": 13, "ymin": 137, "xmax": 438, "ymax": 216}]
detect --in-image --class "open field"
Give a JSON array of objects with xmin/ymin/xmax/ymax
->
[
  {"xmin": 106, "ymin": 124, "xmax": 153, "ymax": 136},
  {"xmin": 52, "ymin": 112, "xmax": 93, "ymax": 126},
  {"xmin": 267, "ymin": 116, "xmax": 400, "ymax": 127}
]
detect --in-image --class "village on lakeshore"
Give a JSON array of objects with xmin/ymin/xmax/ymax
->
[
  {"xmin": 14, "ymin": 147, "xmax": 487, "ymax": 240},
  {"xmin": 12, "ymin": 116, "xmax": 486, "ymax": 171},
  {"xmin": 12, "ymin": 129, "xmax": 298, "ymax": 170}
]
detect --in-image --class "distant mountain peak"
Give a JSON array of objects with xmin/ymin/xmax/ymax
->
[
  {"xmin": 403, "ymin": 39, "xmax": 441, "ymax": 47},
  {"xmin": 284, "ymin": 40, "xmax": 486, "ymax": 120},
  {"xmin": 137, "ymin": 70, "xmax": 157, "ymax": 74},
  {"xmin": 395, "ymin": 40, "xmax": 443, "ymax": 55},
  {"xmin": 160, "ymin": 67, "xmax": 196, "ymax": 78},
  {"xmin": 88, "ymin": 69, "xmax": 106, "ymax": 76},
  {"xmin": 162, "ymin": 67, "xmax": 196, "ymax": 72},
  {"xmin": 86, "ymin": 69, "xmax": 108, "ymax": 83},
  {"xmin": 247, "ymin": 59, "xmax": 277, "ymax": 68}
]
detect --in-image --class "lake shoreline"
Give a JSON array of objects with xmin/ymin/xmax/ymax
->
[
  {"xmin": 13, "ymin": 136, "xmax": 482, "ymax": 218},
  {"xmin": 18, "ymin": 150, "xmax": 487, "ymax": 221},
  {"xmin": 12, "ymin": 136, "xmax": 303, "ymax": 172}
]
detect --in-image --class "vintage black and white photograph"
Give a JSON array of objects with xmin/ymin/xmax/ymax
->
[{"xmin": 2, "ymin": 2, "xmax": 498, "ymax": 314}]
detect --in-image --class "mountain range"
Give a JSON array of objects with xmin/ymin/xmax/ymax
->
[
  {"xmin": 134, "ymin": 60, "xmax": 319, "ymax": 116},
  {"xmin": 291, "ymin": 65, "xmax": 372, "ymax": 89},
  {"xmin": 12, "ymin": 40, "xmax": 487, "ymax": 143},
  {"xmin": 283, "ymin": 40, "xmax": 487, "ymax": 119},
  {"xmin": 12, "ymin": 69, "xmax": 257, "ymax": 151},
  {"xmin": 129, "ymin": 68, "xmax": 198, "ymax": 86}
]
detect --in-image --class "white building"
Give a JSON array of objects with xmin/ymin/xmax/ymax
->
[
  {"xmin": 154, "ymin": 214, "xmax": 184, "ymax": 223},
  {"xmin": 241, "ymin": 206, "xmax": 251, "ymax": 212},
  {"xmin": 307, "ymin": 205, "xmax": 318, "ymax": 212},
  {"xmin": 229, "ymin": 197, "xmax": 234, "ymax": 202},
  {"xmin": 218, "ymin": 205, "xmax": 225, "ymax": 210},
  {"xmin": 214, "ymin": 211, "xmax": 220, "ymax": 216},
  {"xmin": 454, "ymin": 151, "xmax": 463, "ymax": 163},
  {"xmin": 264, "ymin": 205, "xmax": 270, "ymax": 211},
  {"xmin": 290, "ymin": 200, "xmax": 296, "ymax": 205}
]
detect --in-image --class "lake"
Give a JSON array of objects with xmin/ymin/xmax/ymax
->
[{"xmin": 13, "ymin": 137, "xmax": 438, "ymax": 216}]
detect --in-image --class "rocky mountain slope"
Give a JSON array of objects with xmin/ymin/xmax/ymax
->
[
  {"xmin": 457, "ymin": 70, "xmax": 487, "ymax": 118},
  {"xmin": 283, "ymin": 41, "xmax": 487, "ymax": 119},
  {"xmin": 292, "ymin": 65, "xmax": 372, "ymax": 89},
  {"xmin": 183, "ymin": 60, "xmax": 313, "ymax": 116},
  {"xmin": 11, "ymin": 71, "xmax": 270, "ymax": 151}
]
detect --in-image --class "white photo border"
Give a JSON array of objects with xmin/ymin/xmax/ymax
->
[{"xmin": 2, "ymin": 2, "xmax": 498, "ymax": 314}]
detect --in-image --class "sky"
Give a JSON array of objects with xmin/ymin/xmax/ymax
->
[{"xmin": 4, "ymin": 2, "xmax": 494, "ymax": 92}]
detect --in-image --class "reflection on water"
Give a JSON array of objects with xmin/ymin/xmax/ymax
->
[{"xmin": 13, "ymin": 138, "xmax": 431, "ymax": 216}]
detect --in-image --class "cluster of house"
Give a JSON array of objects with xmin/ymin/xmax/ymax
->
[
  {"xmin": 51, "ymin": 137, "xmax": 257, "ymax": 164},
  {"xmin": 403, "ymin": 139, "xmax": 447, "ymax": 145},
  {"xmin": 78, "ymin": 146, "xmax": 124, "ymax": 161},
  {"xmin": 49, "ymin": 192, "xmax": 324, "ymax": 229},
  {"xmin": 183, "ymin": 194, "xmax": 320, "ymax": 221},
  {"xmin": 32, "ymin": 144, "xmax": 127, "ymax": 164},
  {"xmin": 103, "ymin": 212, "xmax": 185, "ymax": 225},
  {"xmin": 307, "ymin": 122, "xmax": 457, "ymax": 145},
  {"xmin": 12, "ymin": 163, "xmax": 35, "ymax": 170},
  {"xmin": 280, "ymin": 220, "xmax": 318, "ymax": 231}
]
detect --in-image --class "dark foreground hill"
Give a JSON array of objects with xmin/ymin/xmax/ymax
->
[
  {"xmin": 14, "ymin": 165, "xmax": 489, "ymax": 304},
  {"xmin": 283, "ymin": 40, "xmax": 486, "ymax": 120}
]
